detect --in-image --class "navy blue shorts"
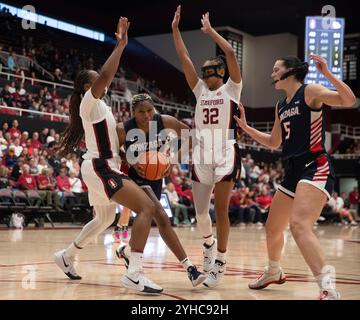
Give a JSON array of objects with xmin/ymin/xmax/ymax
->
[
  {"xmin": 128, "ymin": 169, "xmax": 162, "ymax": 200},
  {"xmin": 278, "ymin": 153, "xmax": 335, "ymax": 200}
]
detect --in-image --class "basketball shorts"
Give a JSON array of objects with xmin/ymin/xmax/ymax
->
[
  {"xmin": 81, "ymin": 158, "xmax": 130, "ymax": 206},
  {"xmin": 191, "ymin": 144, "xmax": 242, "ymax": 186},
  {"xmin": 128, "ymin": 168, "xmax": 163, "ymax": 200},
  {"xmin": 278, "ymin": 153, "xmax": 335, "ymax": 200}
]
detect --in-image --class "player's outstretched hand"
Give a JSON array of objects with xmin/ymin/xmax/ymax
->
[
  {"xmin": 115, "ymin": 17, "xmax": 130, "ymax": 47},
  {"xmin": 233, "ymin": 102, "xmax": 248, "ymax": 131}
]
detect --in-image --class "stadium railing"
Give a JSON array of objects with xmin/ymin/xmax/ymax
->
[
  {"xmin": 331, "ymin": 124, "xmax": 360, "ymax": 140},
  {"xmin": 0, "ymin": 50, "xmax": 56, "ymax": 81}
]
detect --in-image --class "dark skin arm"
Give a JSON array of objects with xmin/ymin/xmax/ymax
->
[
  {"xmin": 91, "ymin": 17, "xmax": 130, "ymax": 99},
  {"xmin": 116, "ymin": 116, "xmax": 191, "ymax": 178},
  {"xmin": 161, "ymin": 115, "xmax": 191, "ymax": 176},
  {"xmin": 116, "ymin": 122, "xmax": 146, "ymax": 177}
]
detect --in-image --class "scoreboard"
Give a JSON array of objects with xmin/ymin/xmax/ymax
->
[
  {"xmin": 343, "ymin": 36, "xmax": 360, "ymax": 97},
  {"xmin": 304, "ymin": 16, "xmax": 345, "ymax": 90}
]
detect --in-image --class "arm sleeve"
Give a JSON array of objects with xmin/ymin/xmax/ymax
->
[{"xmin": 79, "ymin": 89, "xmax": 107, "ymax": 123}]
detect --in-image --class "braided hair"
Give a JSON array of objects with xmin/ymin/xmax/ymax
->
[
  {"xmin": 131, "ymin": 93, "xmax": 153, "ymax": 109},
  {"xmin": 56, "ymin": 70, "xmax": 91, "ymax": 156}
]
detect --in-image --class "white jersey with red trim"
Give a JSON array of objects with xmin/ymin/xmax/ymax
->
[
  {"xmin": 193, "ymin": 78, "xmax": 242, "ymax": 155},
  {"xmin": 192, "ymin": 78, "xmax": 242, "ymax": 166},
  {"xmin": 79, "ymin": 89, "xmax": 120, "ymax": 160}
]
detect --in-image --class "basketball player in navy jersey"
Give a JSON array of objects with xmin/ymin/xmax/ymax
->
[
  {"xmin": 234, "ymin": 55, "xmax": 356, "ymax": 300},
  {"xmin": 53, "ymin": 17, "xmax": 163, "ymax": 293},
  {"xmin": 115, "ymin": 93, "xmax": 206, "ymax": 287},
  {"xmin": 172, "ymin": 6, "xmax": 243, "ymax": 287}
]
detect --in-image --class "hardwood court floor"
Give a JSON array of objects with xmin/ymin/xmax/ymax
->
[{"xmin": 0, "ymin": 224, "xmax": 359, "ymax": 300}]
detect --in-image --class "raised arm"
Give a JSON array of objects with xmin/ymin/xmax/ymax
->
[
  {"xmin": 200, "ymin": 12, "xmax": 241, "ymax": 84},
  {"xmin": 234, "ymin": 102, "xmax": 282, "ymax": 150},
  {"xmin": 91, "ymin": 17, "xmax": 130, "ymax": 98},
  {"xmin": 172, "ymin": 5, "xmax": 199, "ymax": 90},
  {"xmin": 306, "ymin": 54, "xmax": 356, "ymax": 108}
]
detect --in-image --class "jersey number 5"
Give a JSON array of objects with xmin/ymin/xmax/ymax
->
[
  {"xmin": 283, "ymin": 121, "xmax": 291, "ymax": 140},
  {"xmin": 203, "ymin": 108, "xmax": 219, "ymax": 124}
]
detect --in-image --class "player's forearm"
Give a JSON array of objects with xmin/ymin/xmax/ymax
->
[
  {"xmin": 100, "ymin": 44, "xmax": 125, "ymax": 83},
  {"xmin": 243, "ymin": 125, "xmax": 275, "ymax": 149},
  {"xmin": 172, "ymin": 29, "xmax": 191, "ymax": 63},
  {"xmin": 326, "ymin": 72, "xmax": 356, "ymax": 107},
  {"xmin": 207, "ymin": 28, "xmax": 234, "ymax": 55}
]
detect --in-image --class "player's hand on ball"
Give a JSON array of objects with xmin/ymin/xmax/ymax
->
[{"xmin": 133, "ymin": 162, "xmax": 145, "ymax": 178}]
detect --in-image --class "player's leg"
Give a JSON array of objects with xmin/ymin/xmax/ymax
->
[
  {"xmin": 192, "ymin": 181, "xmax": 217, "ymax": 272},
  {"xmin": 117, "ymin": 185, "xmax": 206, "ymax": 286},
  {"xmin": 55, "ymin": 203, "xmax": 117, "ymax": 280},
  {"xmin": 55, "ymin": 177, "xmax": 162, "ymax": 293},
  {"xmin": 248, "ymin": 190, "xmax": 292, "ymax": 289},
  {"xmin": 110, "ymin": 179, "xmax": 163, "ymax": 293},
  {"xmin": 202, "ymin": 180, "xmax": 233, "ymax": 287},
  {"xmin": 290, "ymin": 182, "xmax": 340, "ymax": 299}
]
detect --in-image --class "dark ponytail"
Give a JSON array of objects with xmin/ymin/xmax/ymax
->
[
  {"xmin": 56, "ymin": 70, "xmax": 91, "ymax": 156},
  {"xmin": 279, "ymin": 56, "xmax": 309, "ymax": 82}
]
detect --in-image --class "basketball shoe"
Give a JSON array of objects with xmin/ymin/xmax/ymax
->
[
  {"xmin": 122, "ymin": 268, "xmax": 163, "ymax": 294},
  {"xmin": 319, "ymin": 289, "xmax": 341, "ymax": 300},
  {"xmin": 118, "ymin": 245, "xmax": 205, "ymax": 287},
  {"xmin": 54, "ymin": 249, "xmax": 82, "ymax": 280},
  {"xmin": 203, "ymin": 239, "xmax": 217, "ymax": 272},
  {"xmin": 203, "ymin": 259, "xmax": 226, "ymax": 288},
  {"xmin": 248, "ymin": 266, "xmax": 286, "ymax": 289}
]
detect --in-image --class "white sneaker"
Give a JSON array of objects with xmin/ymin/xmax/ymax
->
[
  {"xmin": 203, "ymin": 239, "xmax": 217, "ymax": 273},
  {"xmin": 203, "ymin": 259, "xmax": 226, "ymax": 288},
  {"xmin": 320, "ymin": 289, "xmax": 341, "ymax": 300},
  {"xmin": 350, "ymin": 221, "xmax": 358, "ymax": 226},
  {"xmin": 122, "ymin": 269, "xmax": 163, "ymax": 294},
  {"xmin": 248, "ymin": 266, "xmax": 286, "ymax": 290},
  {"xmin": 54, "ymin": 249, "xmax": 82, "ymax": 280}
]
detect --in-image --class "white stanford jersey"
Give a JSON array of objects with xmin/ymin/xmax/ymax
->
[
  {"xmin": 80, "ymin": 89, "xmax": 119, "ymax": 160},
  {"xmin": 193, "ymin": 78, "xmax": 243, "ymax": 156}
]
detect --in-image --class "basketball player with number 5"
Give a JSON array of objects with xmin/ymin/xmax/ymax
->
[
  {"xmin": 234, "ymin": 55, "xmax": 356, "ymax": 299},
  {"xmin": 172, "ymin": 6, "xmax": 243, "ymax": 287}
]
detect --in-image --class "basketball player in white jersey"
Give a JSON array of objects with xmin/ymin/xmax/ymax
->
[
  {"xmin": 53, "ymin": 17, "xmax": 163, "ymax": 293},
  {"xmin": 172, "ymin": 6, "xmax": 243, "ymax": 287}
]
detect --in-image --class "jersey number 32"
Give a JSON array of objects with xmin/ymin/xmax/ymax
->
[{"xmin": 203, "ymin": 108, "xmax": 219, "ymax": 124}]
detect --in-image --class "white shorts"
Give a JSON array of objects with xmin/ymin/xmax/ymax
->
[
  {"xmin": 191, "ymin": 144, "xmax": 242, "ymax": 186},
  {"xmin": 81, "ymin": 158, "xmax": 130, "ymax": 206}
]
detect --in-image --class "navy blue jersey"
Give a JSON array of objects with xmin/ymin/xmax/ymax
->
[
  {"xmin": 123, "ymin": 113, "xmax": 167, "ymax": 184},
  {"xmin": 278, "ymin": 84, "xmax": 326, "ymax": 161}
]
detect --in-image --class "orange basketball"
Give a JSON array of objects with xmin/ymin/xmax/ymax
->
[{"xmin": 138, "ymin": 151, "xmax": 170, "ymax": 181}]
